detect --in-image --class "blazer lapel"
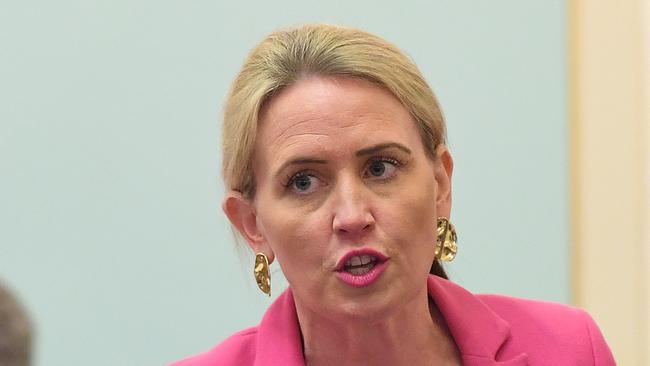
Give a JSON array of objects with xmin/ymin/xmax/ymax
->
[
  {"xmin": 253, "ymin": 277, "xmax": 528, "ymax": 366},
  {"xmin": 462, "ymin": 354, "xmax": 529, "ymax": 366},
  {"xmin": 427, "ymin": 276, "xmax": 529, "ymax": 366},
  {"xmin": 254, "ymin": 288, "xmax": 306, "ymax": 366}
]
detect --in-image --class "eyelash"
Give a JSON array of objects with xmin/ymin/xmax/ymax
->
[
  {"xmin": 367, "ymin": 156, "xmax": 404, "ymax": 173},
  {"xmin": 282, "ymin": 170, "xmax": 315, "ymax": 189},
  {"xmin": 282, "ymin": 155, "xmax": 407, "ymax": 190}
]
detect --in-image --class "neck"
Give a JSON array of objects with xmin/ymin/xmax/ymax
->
[{"xmin": 295, "ymin": 287, "xmax": 462, "ymax": 366}]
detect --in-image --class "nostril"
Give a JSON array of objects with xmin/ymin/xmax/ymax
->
[
  {"xmin": 330, "ymin": 183, "xmax": 375, "ymax": 234},
  {"xmin": 333, "ymin": 212, "xmax": 375, "ymax": 235}
]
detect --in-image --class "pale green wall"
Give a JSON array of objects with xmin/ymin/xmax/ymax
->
[{"xmin": 0, "ymin": 1, "xmax": 567, "ymax": 365}]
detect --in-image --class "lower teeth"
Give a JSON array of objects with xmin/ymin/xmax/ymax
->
[{"xmin": 347, "ymin": 263, "xmax": 375, "ymax": 275}]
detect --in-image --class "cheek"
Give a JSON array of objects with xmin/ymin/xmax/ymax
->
[
  {"xmin": 257, "ymin": 201, "xmax": 330, "ymax": 279},
  {"xmin": 387, "ymin": 200, "xmax": 436, "ymax": 244},
  {"xmin": 377, "ymin": 176, "xmax": 438, "ymax": 258}
]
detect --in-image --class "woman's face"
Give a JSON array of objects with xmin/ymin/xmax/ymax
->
[{"xmin": 228, "ymin": 75, "xmax": 452, "ymax": 319}]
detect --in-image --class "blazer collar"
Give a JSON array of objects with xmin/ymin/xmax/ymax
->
[
  {"xmin": 255, "ymin": 288, "xmax": 306, "ymax": 366},
  {"xmin": 254, "ymin": 275, "xmax": 528, "ymax": 366},
  {"xmin": 427, "ymin": 276, "xmax": 528, "ymax": 365}
]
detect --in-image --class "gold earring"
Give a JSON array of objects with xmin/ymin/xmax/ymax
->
[
  {"xmin": 435, "ymin": 217, "xmax": 458, "ymax": 262},
  {"xmin": 254, "ymin": 253, "xmax": 271, "ymax": 296}
]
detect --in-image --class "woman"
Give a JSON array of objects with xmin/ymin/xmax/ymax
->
[{"xmin": 173, "ymin": 24, "xmax": 615, "ymax": 366}]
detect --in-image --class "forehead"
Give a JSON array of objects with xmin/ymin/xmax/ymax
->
[{"xmin": 254, "ymin": 76, "xmax": 421, "ymax": 166}]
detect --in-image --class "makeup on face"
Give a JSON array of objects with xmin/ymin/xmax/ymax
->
[
  {"xmin": 334, "ymin": 248, "xmax": 389, "ymax": 287},
  {"xmin": 251, "ymin": 76, "xmax": 441, "ymax": 318}
]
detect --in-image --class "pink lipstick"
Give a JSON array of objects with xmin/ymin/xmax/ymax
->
[{"xmin": 335, "ymin": 249, "xmax": 389, "ymax": 287}]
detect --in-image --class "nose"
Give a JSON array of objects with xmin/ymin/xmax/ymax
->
[{"xmin": 331, "ymin": 177, "xmax": 375, "ymax": 239}]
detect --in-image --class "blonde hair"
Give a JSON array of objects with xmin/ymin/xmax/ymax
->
[
  {"xmin": 222, "ymin": 23, "xmax": 447, "ymax": 198},
  {"xmin": 221, "ymin": 24, "xmax": 450, "ymax": 278}
]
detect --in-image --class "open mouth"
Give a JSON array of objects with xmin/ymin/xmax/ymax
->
[
  {"xmin": 342, "ymin": 254, "xmax": 379, "ymax": 275},
  {"xmin": 336, "ymin": 249, "xmax": 388, "ymax": 272},
  {"xmin": 335, "ymin": 249, "xmax": 389, "ymax": 287}
]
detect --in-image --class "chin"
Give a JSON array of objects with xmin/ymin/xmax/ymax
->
[{"xmin": 324, "ymin": 288, "xmax": 403, "ymax": 322}]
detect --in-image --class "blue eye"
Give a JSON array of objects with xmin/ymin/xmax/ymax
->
[
  {"xmin": 368, "ymin": 161, "xmax": 387, "ymax": 177},
  {"xmin": 293, "ymin": 174, "xmax": 312, "ymax": 191},
  {"xmin": 365, "ymin": 159, "xmax": 398, "ymax": 179},
  {"xmin": 286, "ymin": 172, "xmax": 321, "ymax": 194}
]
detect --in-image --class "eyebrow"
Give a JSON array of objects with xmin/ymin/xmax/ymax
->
[
  {"xmin": 275, "ymin": 158, "xmax": 327, "ymax": 179},
  {"xmin": 356, "ymin": 142, "xmax": 412, "ymax": 156},
  {"xmin": 274, "ymin": 142, "xmax": 412, "ymax": 179}
]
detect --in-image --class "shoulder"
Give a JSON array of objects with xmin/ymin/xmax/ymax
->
[
  {"xmin": 169, "ymin": 327, "xmax": 259, "ymax": 366},
  {"xmin": 478, "ymin": 294, "xmax": 615, "ymax": 365},
  {"xmin": 478, "ymin": 293, "xmax": 586, "ymax": 327},
  {"xmin": 170, "ymin": 288, "xmax": 304, "ymax": 366}
]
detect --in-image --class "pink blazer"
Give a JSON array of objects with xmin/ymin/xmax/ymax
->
[{"xmin": 172, "ymin": 275, "xmax": 615, "ymax": 365}]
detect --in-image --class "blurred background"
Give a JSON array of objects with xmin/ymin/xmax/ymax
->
[{"xmin": 0, "ymin": 0, "xmax": 647, "ymax": 365}]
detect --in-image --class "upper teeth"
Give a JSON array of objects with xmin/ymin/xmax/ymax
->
[{"xmin": 345, "ymin": 254, "xmax": 375, "ymax": 267}]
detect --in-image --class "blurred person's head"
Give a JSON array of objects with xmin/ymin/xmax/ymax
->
[{"xmin": 0, "ymin": 282, "xmax": 32, "ymax": 366}]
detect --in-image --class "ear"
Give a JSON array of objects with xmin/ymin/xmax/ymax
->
[
  {"xmin": 433, "ymin": 144, "xmax": 453, "ymax": 218},
  {"xmin": 222, "ymin": 190, "xmax": 275, "ymax": 263}
]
